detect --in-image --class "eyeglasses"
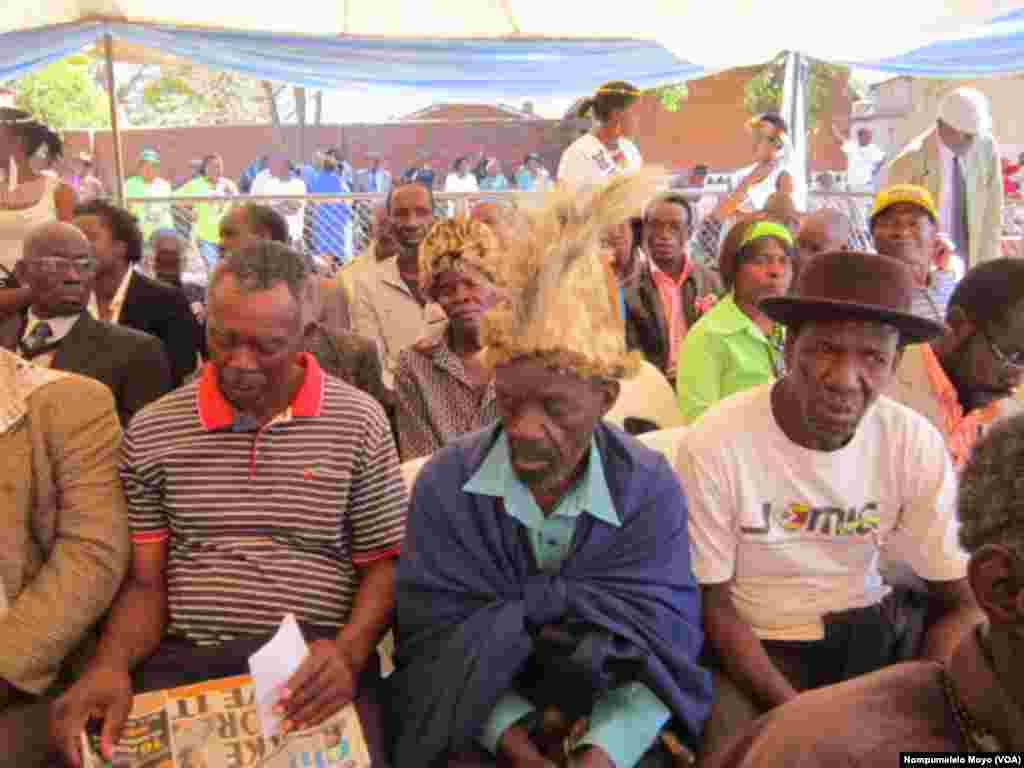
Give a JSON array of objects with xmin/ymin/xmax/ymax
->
[
  {"xmin": 31, "ymin": 256, "xmax": 98, "ymax": 276},
  {"xmin": 981, "ymin": 328, "xmax": 1024, "ymax": 371}
]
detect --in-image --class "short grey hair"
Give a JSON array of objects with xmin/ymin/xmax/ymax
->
[
  {"xmin": 208, "ymin": 240, "xmax": 309, "ymax": 324},
  {"xmin": 959, "ymin": 412, "xmax": 1024, "ymax": 557}
]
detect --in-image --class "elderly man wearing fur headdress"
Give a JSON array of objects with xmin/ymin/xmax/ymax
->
[{"xmin": 388, "ymin": 173, "xmax": 712, "ymax": 768}]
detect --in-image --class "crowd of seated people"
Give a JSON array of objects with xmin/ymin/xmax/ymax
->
[{"xmin": 3, "ymin": 82, "xmax": 1024, "ymax": 768}]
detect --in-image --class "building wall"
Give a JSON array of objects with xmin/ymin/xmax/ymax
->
[
  {"xmin": 870, "ymin": 75, "xmax": 1024, "ymax": 158},
  {"xmin": 82, "ymin": 118, "xmax": 574, "ymax": 191},
  {"xmin": 629, "ymin": 65, "xmax": 851, "ymax": 175},
  {"xmin": 63, "ymin": 69, "xmax": 854, "ymax": 193}
]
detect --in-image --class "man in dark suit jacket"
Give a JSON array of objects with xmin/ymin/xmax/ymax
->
[
  {"xmin": 73, "ymin": 199, "xmax": 202, "ymax": 387},
  {"xmin": 6, "ymin": 223, "xmax": 174, "ymax": 425},
  {"xmin": 623, "ymin": 193, "xmax": 723, "ymax": 379}
]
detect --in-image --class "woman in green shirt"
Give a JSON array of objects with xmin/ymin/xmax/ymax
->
[{"xmin": 676, "ymin": 215, "xmax": 795, "ymax": 425}]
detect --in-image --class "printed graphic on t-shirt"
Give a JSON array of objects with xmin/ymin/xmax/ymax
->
[
  {"xmin": 592, "ymin": 150, "xmax": 615, "ymax": 175},
  {"xmin": 741, "ymin": 501, "xmax": 882, "ymax": 537}
]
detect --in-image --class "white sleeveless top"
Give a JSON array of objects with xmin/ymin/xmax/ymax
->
[{"xmin": 0, "ymin": 175, "xmax": 60, "ymax": 273}]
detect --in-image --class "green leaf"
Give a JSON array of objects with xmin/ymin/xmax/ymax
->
[{"xmin": 7, "ymin": 60, "xmax": 111, "ymax": 130}]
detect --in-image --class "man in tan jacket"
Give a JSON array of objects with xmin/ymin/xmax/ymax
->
[
  {"xmin": 0, "ymin": 348, "xmax": 130, "ymax": 760},
  {"xmin": 883, "ymin": 87, "xmax": 1004, "ymax": 268}
]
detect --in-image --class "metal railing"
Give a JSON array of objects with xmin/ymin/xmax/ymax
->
[{"xmin": 126, "ymin": 188, "xmax": 1023, "ymax": 283}]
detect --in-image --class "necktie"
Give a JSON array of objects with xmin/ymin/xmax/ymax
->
[
  {"xmin": 19, "ymin": 321, "xmax": 55, "ymax": 359},
  {"xmin": 952, "ymin": 157, "xmax": 971, "ymax": 267}
]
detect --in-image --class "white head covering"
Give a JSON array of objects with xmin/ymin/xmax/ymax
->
[{"xmin": 938, "ymin": 87, "xmax": 992, "ymax": 138}]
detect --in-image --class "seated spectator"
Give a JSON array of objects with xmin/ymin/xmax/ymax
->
[
  {"xmin": 393, "ymin": 217, "xmax": 502, "ymax": 460},
  {"xmin": 624, "ymin": 193, "xmax": 723, "ymax": 380},
  {"xmin": 794, "ymin": 208, "xmax": 852, "ymax": 268},
  {"xmin": 0, "ymin": 222, "xmax": 172, "ymax": 426},
  {"xmin": 150, "ymin": 229, "xmax": 207, "ymax": 325},
  {"xmin": 51, "ymin": 240, "xmax": 405, "ymax": 765},
  {"xmin": 762, "ymin": 191, "xmax": 800, "ymax": 235},
  {"xmin": 301, "ymin": 266, "xmax": 389, "ymax": 411},
  {"xmin": 0, "ymin": 348, "xmax": 129, "ymax": 760},
  {"xmin": 350, "ymin": 182, "xmax": 447, "ymax": 388},
  {"xmin": 603, "ymin": 215, "xmax": 642, "ymax": 326},
  {"xmin": 251, "ymin": 152, "xmax": 307, "ymax": 248},
  {"xmin": 870, "ymin": 184, "xmax": 958, "ymax": 324},
  {"xmin": 218, "ymin": 202, "xmax": 289, "ymax": 256},
  {"xmin": 479, "ymin": 158, "xmax": 510, "ymax": 191},
  {"xmin": 322, "ymin": 205, "xmax": 398, "ymax": 334},
  {"xmin": 389, "ymin": 172, "xmax": 711, "ymax": 768},
  {"xmin": 701, "ymin": 414, "xmax": 1024, "ymax": 766},
  {"xmin": 73, "ymin": 200, "xmax": 202, "ymax": 388},
  {"xmin": 676, "ymin": 216, "xmax": 794, "ymax": 425},
  {"xmin": 677, "ymin": 250, "xmax": 981, "ymax": 759},
  {"xmin": 888, "ymin": 258, "xmax": 1024, "ymax": 469}
]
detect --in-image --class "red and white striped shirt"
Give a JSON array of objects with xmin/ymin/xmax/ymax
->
[{"xmin": 121, "ymin": 354, "xmax": 407, "ymax": 644}]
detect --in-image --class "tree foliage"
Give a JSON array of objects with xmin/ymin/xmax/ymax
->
[
  {"xmin": 122, "ymin": 64, "xmax": 270, "ymax": 127},
  {"xmin": 9, "ymin": 59, "xmax": 110, "ymax": 130},
  {"xmin": 743, "ymin": 56, "xmax": 847, "ymax": 129},
  {"xmin": 650, "ymin": 83, "xmax": 689, "ymax": 113}
]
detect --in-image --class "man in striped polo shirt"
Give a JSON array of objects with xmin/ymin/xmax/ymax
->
[{"xmin": 53, "ymin": 241, "xmax": 406, "ymax": 764}]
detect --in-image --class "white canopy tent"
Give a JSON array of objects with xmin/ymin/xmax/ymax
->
[
  {"xmin": 5, "ymin": 0, "xmax": 1024, "ymax": 70},
  {"xmin": 6, "ymin": 1, "xmax": 1024, "ymax": 200}
]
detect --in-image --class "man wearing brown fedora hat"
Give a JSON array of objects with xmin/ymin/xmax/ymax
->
[{"xmin": 676, "ymin": 250, "xmax": 982, "ymax": 758}]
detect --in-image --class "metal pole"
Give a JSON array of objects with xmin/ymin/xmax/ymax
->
[{"xmin": 104, "ymin": 33, "xmax": 126, "ymax": 205}]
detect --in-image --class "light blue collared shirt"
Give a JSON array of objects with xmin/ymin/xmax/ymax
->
[{"xmin": 465, "ymin": 432, "xmax": 671, "ymax": 768}]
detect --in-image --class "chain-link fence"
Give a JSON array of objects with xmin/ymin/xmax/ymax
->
[
  {"xmin": 127, "ymin": 192, "xmax": 517, "ymax": 283},
  {"xmin": 128, "ymin": 188, "xmax": 1024, "ymax": 285}
]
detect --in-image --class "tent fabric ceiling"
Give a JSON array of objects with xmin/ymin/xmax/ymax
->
[
  {"xmin": 0, "ymin": 21, "xmax": 704, "ymax": 98},
  {"xmin": 5, "ymin": 3, "xmax": 1024, "ymax": 95}
]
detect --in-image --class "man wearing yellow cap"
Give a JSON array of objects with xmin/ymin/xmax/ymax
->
[
  {"xmin": 884, "ymin": 87, "xmax": 1004, "ymax": 267},
  {"xmin": 389, "ymin": 173, "xmax": 711, "ymax": 768},
  {"xmin": 870, "ymin": 184, "xmax": 959, "ymax": 325}
]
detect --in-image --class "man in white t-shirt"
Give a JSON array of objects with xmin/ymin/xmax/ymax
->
[
  {"xmin": 251, "ymin": 153, "xmax": 307, "ymax": 247},
  {"xmin": 835, "ymin": 124, "xmax": 886, "ymax": 192},
  {"xmin": 677, "ymin": 249, "xmax": 982, "ymax": 759}
]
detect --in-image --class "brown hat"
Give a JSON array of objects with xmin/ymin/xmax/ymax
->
[{"xmin": 759, "ymin": 250, "xmax": 946, "ymax": 344}]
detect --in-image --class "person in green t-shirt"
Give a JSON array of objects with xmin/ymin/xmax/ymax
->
[
  {"xmin": 124, "ymin": 148, "xmax": 173, "ymax": 245},
  {"xmin": 175, "ymin": 154, "xmax": 238, "ymax": 268}
]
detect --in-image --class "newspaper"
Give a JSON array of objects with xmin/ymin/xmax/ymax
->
[{"xmin": 80, "ymin": 674, "xmax": 370, "ymax": 768}]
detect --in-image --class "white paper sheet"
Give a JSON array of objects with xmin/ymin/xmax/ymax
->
[{"xmin": 247, "ymin": 613, "xmax": 309, "ymax": 739}]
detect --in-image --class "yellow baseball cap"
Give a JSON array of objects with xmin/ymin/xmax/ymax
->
[{"xmin": 870, "ymin": 184, "xmax": 939, "ymax": 225}]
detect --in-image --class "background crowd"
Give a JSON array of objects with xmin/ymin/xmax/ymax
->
[{"xmin": 0, "ymin": 76, "xmax": 1023, "ymax": 768}]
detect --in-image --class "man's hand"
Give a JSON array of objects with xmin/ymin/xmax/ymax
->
[
  {"xmin": 499, "ymin": 723, "xmax": 557, "ymax": 768},
  {"xmin": 51, "ymin": 665, "xmax": 134, "ymax": 767},
  {"xmin": 277, "ymin": 639, "xmax": 358, "ymax": 733}
]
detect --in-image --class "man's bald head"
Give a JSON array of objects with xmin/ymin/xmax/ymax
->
[
  {"xmin": 23, "ymin": 221, "xmax": 91, "ymax": 261},
  {"xmin": 20, "ymin": 222, "xmax": 95, "ymax": 318},
  {"xmin": 796, "ymin": 209, "xmax": 852, "ymax": 265}
]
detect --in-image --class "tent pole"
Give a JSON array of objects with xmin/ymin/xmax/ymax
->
[{"xmin": 104, "ymin": 33, "xmax": 126, "ymax": 205}]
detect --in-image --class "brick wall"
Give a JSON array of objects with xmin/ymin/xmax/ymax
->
[
  {"xmin": 65, "ymin": 69, "xmax": 852, "ymax": 191},
  {"xmin": 82, "ymin": 119, "xmax": 575, "ymax": 191}
]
